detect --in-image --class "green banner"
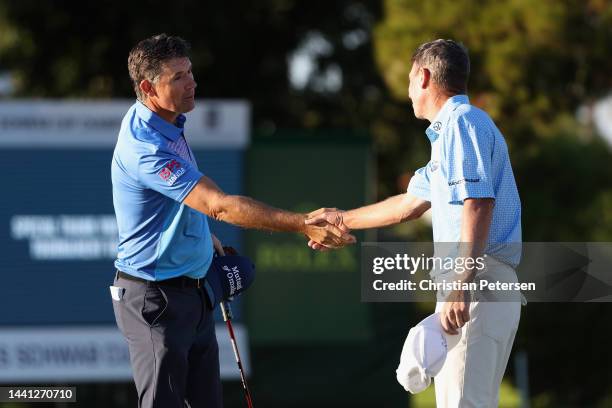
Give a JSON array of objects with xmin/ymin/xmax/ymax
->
[
  {"xmin": 238, "ymin": 136, "xmax": 411, "ymax": 408},
  {"xmin": 244, "ymin": 139, "xmax": 373, "ymax": 344}
]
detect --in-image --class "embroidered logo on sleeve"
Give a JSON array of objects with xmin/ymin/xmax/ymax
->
[
  {"xmin": 448, "ymin": 178, "xmax": 480, "ymax": 186},
  {"xmin": 158, "ymin": 159, "xmax": 186, "ymax": 186}
]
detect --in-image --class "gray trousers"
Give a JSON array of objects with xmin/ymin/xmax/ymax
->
[{"xmin": 111, "ymin": 273, "xmax": 222, "ymax": 408}]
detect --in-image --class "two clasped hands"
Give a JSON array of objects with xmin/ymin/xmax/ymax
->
[{"xmin": 303, "ymin": 207, "xmax": 351, "ymax": 251}]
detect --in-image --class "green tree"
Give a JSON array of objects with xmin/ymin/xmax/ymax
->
[{"xmin": 373, "ymin": 0, "xmax": 612, "ymax": 241}]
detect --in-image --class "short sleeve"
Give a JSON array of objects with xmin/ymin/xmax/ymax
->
[
  {"xmin": 442, "ymin": 117, "xmax": 495, "ymax": 203},
  {"xmin": 138, "ymin": 145, "xmax": 203, "ymax": 202},
  {"xmin": 407, "ymin": 165, "xmax": 431, "ymax": 202}
]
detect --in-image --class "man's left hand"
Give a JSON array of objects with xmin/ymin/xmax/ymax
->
[{"xmin": 440, "ymin": 289, "xmax": 471, "ymax": 335}]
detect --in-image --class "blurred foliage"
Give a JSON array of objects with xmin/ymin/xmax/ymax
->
[
  {"xmin": 373, "ymin": 0, "xmax": 612, "ymax": 240},
  {"xmin": 1, "ymin": 0, "xmax": 612, "ymax": 406},
  {"xmin": 374, "ymin": 0, "xmax": 612, "ymax": 117}
]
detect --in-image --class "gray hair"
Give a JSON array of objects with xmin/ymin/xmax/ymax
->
[
  {"xmin": 128, "ymin": 34, "xmax": 191, "ymax": 100},
  {"xmin": 411, "ymin": 39, "xmax": 470, "ymax": 95}
]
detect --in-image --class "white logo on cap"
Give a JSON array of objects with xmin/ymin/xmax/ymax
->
[{"xmin": 222, "ymin": 265, "xmax": 243, "ymax": 296}]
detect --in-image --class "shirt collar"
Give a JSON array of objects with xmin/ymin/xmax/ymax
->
[
  {"xmin": 424, "ymin": 94, "xmax": 469, "ymax": 143},
  {"xmin": 135, "ymin": 100, "xmax": 186, "ymax": 142}
]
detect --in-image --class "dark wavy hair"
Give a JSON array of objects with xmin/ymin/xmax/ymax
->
[
  {"xmin": 412, "ymin": 39, "xmax": 470, "ymax": 95},
  {"xmin": 128, "ymin": 33, "xmax": 191, "ymax": 100}
]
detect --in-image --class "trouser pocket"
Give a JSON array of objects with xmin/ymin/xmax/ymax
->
[
  {"xmin": 111, "ymin": 287, "xmax": 125, "ymax": 334},
  {"xmin": 480, "ymin": 301, "xmax": 521, "ymax": 343},
  {"xmin": 141, "ymin": 285, "xmax": 169, "ymax": 327}
]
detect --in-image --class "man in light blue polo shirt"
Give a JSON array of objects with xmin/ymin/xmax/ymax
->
[
  {"xmin": 306, "ymin": 40, "xmax": 523, "ymax": 407},
  {"xmin": 111, "ymin": 34, "xmax": 355, "ymax": 408},
  {"xmin": 113, "ymin": 101, "xmax": 214, "ymax": 281}
]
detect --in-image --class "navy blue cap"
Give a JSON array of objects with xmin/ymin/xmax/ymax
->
[{"xmin": 204, "ymin": 255, "xmax": 256, "ymax": 307}]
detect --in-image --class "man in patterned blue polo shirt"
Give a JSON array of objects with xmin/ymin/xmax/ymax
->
[
  {"xmin": 111, "ymin": 34, "xmax": 355, "ymax": 408},
  {"xmin": 307, "ymin": 39, "xmax": 523, "ymax": 407}
]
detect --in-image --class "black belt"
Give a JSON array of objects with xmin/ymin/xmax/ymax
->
[{"xmin": 116, "ymin": 270, "xmax": 203, "ymax": 289}]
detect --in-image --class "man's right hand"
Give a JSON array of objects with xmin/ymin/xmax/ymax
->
[
  {"xmin": 305, "ymin": 208, "xmax": 351, "ymax": 251},
  {"xmin": 303, "ymin": 216, "xmax": 355, "ymax": 249}
]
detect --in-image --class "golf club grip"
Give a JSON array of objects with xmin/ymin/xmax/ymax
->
[{"xmin": 220, "ymin": 301, "xmax": 233, "ymax": 321}]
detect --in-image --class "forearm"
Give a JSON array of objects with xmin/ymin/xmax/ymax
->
[
  {"xmin": 214, "ymin": 195, "xmax": 306, "ymax": 233},
  {"xmin": 458, "ymin": 198, "xmax": 494, "ymax": 282},
  {"xmin": 183, "ymin": 177, "xmax": 307, "ymax": 233},
  {"xmin": 343, "ymin": 193, "xmax": 430, "ymax": 230},
  {"xmin": 440, "ymin": 201, "xmax": 493, "ymax": 333}
]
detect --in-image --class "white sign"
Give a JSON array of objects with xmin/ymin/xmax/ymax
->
[
  {"xmin": 0, "ymin": 99, "xmax": 250, "ymax": 148},
  {"xmin": 10, "ymin": 215, "xmax": 118, "ymax": 261},
  {"xmin": 0, "ymin": 325, "xmax": 250, "ymax": 382}
]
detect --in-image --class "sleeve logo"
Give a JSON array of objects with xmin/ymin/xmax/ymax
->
[
  {"xmin": 158, "ymin": 159, "xmax": 186, "ymax": 186},
  {"xmin": 448, "ymin": 178, "xmax": 480, "ymax": 186}
]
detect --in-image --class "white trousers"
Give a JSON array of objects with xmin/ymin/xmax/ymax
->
[{"xmin": 433, "ymin": 258, "xmax": 523, "ymax": 408}]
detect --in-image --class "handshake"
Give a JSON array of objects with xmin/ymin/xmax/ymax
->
[{"xmin": 303, "ymin": 207, "xmax": 353, "ymax": 251}]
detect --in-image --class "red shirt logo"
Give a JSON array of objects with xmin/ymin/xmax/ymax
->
[
  {"xmin": 158, "ymin": 160, "xmax": 182, "ymax": 181},
  {"xmin": 159, "ymin": 167, "xmax": 172, "ymax": 180}
]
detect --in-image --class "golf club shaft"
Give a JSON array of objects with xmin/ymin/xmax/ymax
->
[{"xmin": 220, "ymin": 301, "xmax": 254, "ymax": 408}]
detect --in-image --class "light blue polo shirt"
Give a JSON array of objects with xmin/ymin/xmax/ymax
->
[
  {"xmin": 111, "ymin": 101, "xmax": 213, "ymax": 281},
  {"xmin": 407, "ymin": 95, "xmax": 522, "ymax": 267}
]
